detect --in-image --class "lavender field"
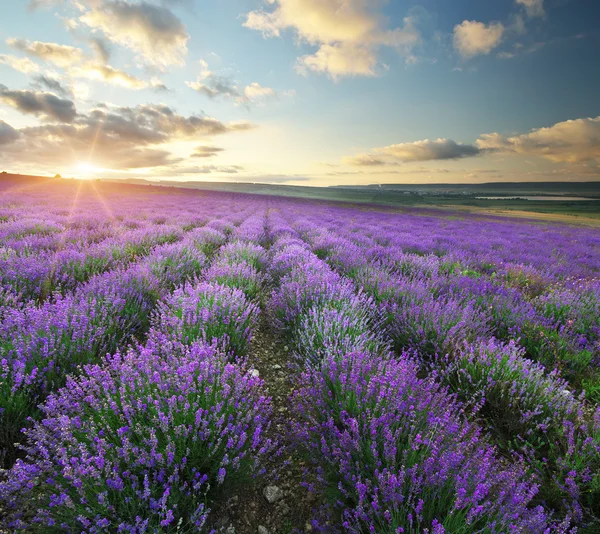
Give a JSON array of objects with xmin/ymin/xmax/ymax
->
[{"xmin": 0, "ymin": 177, "xmax": 599, "ymax": 533}]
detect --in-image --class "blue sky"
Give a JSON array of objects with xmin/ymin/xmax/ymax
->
[{"xmin": 0, "ymin": 0, "xmax": 598, "ymax": 185}]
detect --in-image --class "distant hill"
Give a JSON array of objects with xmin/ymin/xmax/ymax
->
[{"xmin": 332, "ymin": 182, "xmax": 600, "ymax": 194}]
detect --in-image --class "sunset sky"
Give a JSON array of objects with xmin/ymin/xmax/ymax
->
[{"xmin": 0, "ymin": 0, "xmax": 599, "ymax": 186}]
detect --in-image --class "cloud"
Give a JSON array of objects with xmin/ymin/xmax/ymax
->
[
  {"xmin": 476, "ymin": 116, "xmax": 600, "ymax": 164},
  {"xmin": 7, "ymin": 38, "xmax": 84, "ymax": 67},
  {"xmin": 27, "ymin": 0, "xmax": 62, "ymax": 8},
  {"xmin": 31, "ymin": 75, "xmax": 72, "ymax": 98},
  {"xmin": 187, "ymin": 75, "xmax": 240, "ymax": 100},
  {"xmin": 90, "ymin": 38, "xmax": 111, "ymax": 63},
  {"xmin": 0, "ymin": 101, "xmax": 255, "ymax": 171},
  {"xmin": 192, "ymin": 146, "xmax": 224, "ymax": 158},
  {"xmin": 344, "ymin": 154, "xmax": 388, "ymax": 167},
  {"xmin": 71, "ymin": 63, "xmax": 167, "ymax": 91},
  {"xmin": 0, "ymin": 120, "xmax": 19, "ymax": 145},
  {"xmin": 345, "ymin": 138, "xmax": 481, "ymax": 166},
  {"xmin": 244, "ymin": 0, "xmax": 420, "ymax": 78},
  {"xmin": 516, "ymin": 0, "xmax": 544, "ymax": 17},
  {"xmin": 296, "ymin": 43, "xmax": 378, "ymax": 78},
  {"xmin": 243, "ymin": 82, "xmax": 275, "ymax": 101},
  {"xmin": 0, "ymin": 54, "xmax": 40, "ymax": 74},
  {"xmin": 5, "ymin": 34, "xmax": 162, "ymax": 91},
  {"xmin": 453, "ymin": 20, "xmax": 504, "ymax": 58},
  {"xmin": 497, "ymin": 51, "xmax": 516, "ymax": 60},
  {"xmin": 342, "ymin": 116, "xmax": 600, "ymax": 172},
  {"xmin": 0, "ymin": 85, "xmax": 77, "ymax": 123},
  {"xmin": 80, "ymin": 1, "xmax": 189, "ymax": 68},
  {"xmin": 186, "ymin": 61, "xmax": 280, "ymax": 105},
  {"xmin": 244, "ymin": 0, "xmax": 376, "ymax": 43},
  {"xmin": 170, "ymin": 165, "xmax": 243, "ymax": 175}
]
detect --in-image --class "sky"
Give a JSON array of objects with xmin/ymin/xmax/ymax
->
[{"xmin": 0, "ymin": 0, "xmax": 599, "ymax": 186}]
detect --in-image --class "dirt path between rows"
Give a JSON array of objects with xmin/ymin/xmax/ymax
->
[{"xmin": 211, "ymin": 317, "xmax": 316, "ymax": 534}]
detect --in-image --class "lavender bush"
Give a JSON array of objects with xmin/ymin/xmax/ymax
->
[
  {"xmin": 204, "ymin": 260, "xmax": 264, "ymax": 300},
  {"xmin": 0, "ymin": 341, "xmax": 273, "ymax": 532},
  {"xmin": 152, "ymin": 281, "xmax": 259, "ymax": 358},
  {"xmin": 291, "ymin": 351, "xmax": 551, "ymax": 533},
  {"xmin": 0, "ymin": 266, "xmax": 162, "ymax": 467},
  {"xmin": 438, "ymin": 339, "xmax": 600, "ymax": 527}
]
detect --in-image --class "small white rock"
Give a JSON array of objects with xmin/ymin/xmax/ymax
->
[
  {"xmin": 249, "ymin": 369, "xmax": 260, "ymax": 378},
  {"xmin": 272, "ymin": 364, "xmax": 282, "ymax": 370},
  {"xmin": 263, "ymin": 485, "xmax": 284, "ymax": 503},
  {"xmin": 258, "ymin": 526, "xmax": 269, "ymax": 534}
]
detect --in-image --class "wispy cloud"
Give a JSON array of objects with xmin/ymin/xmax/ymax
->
[
  {"xmin": 0, "ymin": 54, "xmax": 40, "ymax": 73},
  {"xmin": 7, "ymin": 38, "xmax": 84, "ymax": 67},
  {"xmin": 516, "ymin": 0, "xmax": 545, "ymax": 18},
  {"xmin": 192, "ymin": 146, "xmax": 225, "ymax": 158},
  {"xmin": 186, "ymin": 59, "xmax": 284, "ymax": 106},
  {"xmin": 71, "ymin": 63, "xmax": 167, "ymax": 91},
  {"xmin": 6, "ymin": 34, "xmax": 168, "ymax": 92}
]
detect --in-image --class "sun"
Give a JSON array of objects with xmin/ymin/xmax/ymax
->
[{"xmin": 75, "ymin": 162, "xmax": 103, "ymax": 179}]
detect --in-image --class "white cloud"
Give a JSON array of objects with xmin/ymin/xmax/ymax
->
[
  {"xmin": 244, "ymin": 0, "xmax": 420, "ymax": 78},
  {"xmin": 244, "ymin": 82, "xmax": 275, "ymax": 101},
  {"xmin": 453, "ymin": 20, "xmax": 504, "ymax": 58},
  {"xmin": 296, "ymin": 43, "xmax": 378, "ymax": 78},
  {"xmin": 71, "ymin": 63, "xmax": 166, "ymax": 91},
  {"xmin": 476, "ymin": 117, "xmax": 600, "ymax": 164},
  {"xmin": 345, "ymin": 117, "xmax": 600, "ymax": 169},
  {"xmin": 0, "ymin": 54, "xmax": 40, "ymax": 74},
  {"xmin": 80, "ymin": 1, "xmax": 189, "ymax": 68},
  {"xmin": 7, "ymin": 38, "xmax": 84, "ymax": 67}
]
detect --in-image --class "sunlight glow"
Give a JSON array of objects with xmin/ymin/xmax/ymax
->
[{"xmin": 75, "ymin": 163, "xmax": 104, "ymax": 178}]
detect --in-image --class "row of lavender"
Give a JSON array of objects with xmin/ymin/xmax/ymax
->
[
  {"xmin": 1, "ymin": 201, "xmax": 276, "ymax": 530},
  {"xmin": 273, "ymin": 204, "xmax": 600, "ymax": 530}
]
